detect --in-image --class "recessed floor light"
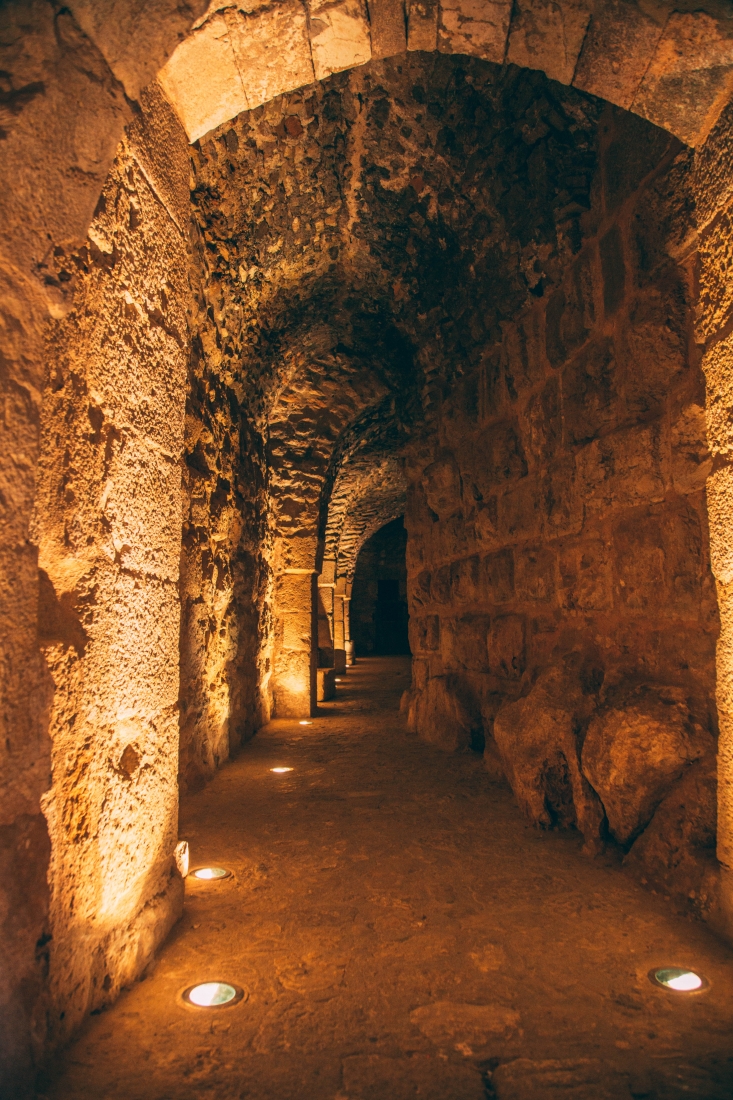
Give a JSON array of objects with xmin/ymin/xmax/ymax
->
[
  {"xmin": 271, "ymin": 767, "xmax": 293, "ymax": 773},
  {"xmin": 191, "ymin": 866, "xmax": 231, "ymax": 880},
  {"xmin": 181, "ymin": 981, "xmax": 244, "ymax": 1008},
  {"xmin": 299, "ymin": 720, "xmax": 311, "ymax": 725},
  {"xmin": 649, "ymin": 967, "xmax": 708, "ymax": 992},
  {"xmin": 335, "ymin": 678, "xmax": 342, "ymax": 682}
]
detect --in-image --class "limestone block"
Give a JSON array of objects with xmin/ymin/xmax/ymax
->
[
  {"xmin": 582, "ymin": 685, "xmax": 712, "ymax": 846},
  {"xmin": 559, "ymin": 538, "xmax": 613, "ymax": 612},
  {"xmin": 622, "ymin": 291, "xmax": 687, "ymax": 420},
  {"xmin": 698, "ymin": 207, "xmax": 733, "ymax": 341},
  {"xmin": 317, "ymin": 667, "xmax": 336, "ymax": 700},
  {"xmin": 430, "ymin": 564, "xmax": 452, "ymax": 604},
  {"xmin": 408, "ymin": 675, "xmax": 480, "ymax": 751},
  {"xmin": 545, "ymin": 253, "xmax": 594, "ymax": 368},
  {"xmin": 334, "ymin": 648, "xmax": 347, "ymax": 674},
  {"xmin": 412, "ymin": 614, "xmax": 440, "ymax": 652},
  {"xmin": 670, "ymin": 405, "xmax": 712, "ymax": 495},
  {"xmin": 493, "ymin": 666, "xmax": 604, "ymax": 847},
  {"xmin": 158, "ymin": 12, "xmax": 248, "ymax": 142},
  {"xmin": 438, "ymin": 0, "xmax": 511, "ymax": 61},
  {"xmin": 409, "ymin": 569, "xmax": 432, "ymax": 609},
  {"xmin": 561, "ymin": 337, "xmax": 618, "ymax": 447},
  {"xmin": 277, "ymin": 570, "xmax": 314, "ymax": 612},
  {"xmin": 515, "ymin": 547, "xmax": 556, "ymax": 603},
  {"xmin": 441, "ymin": 615, "xmax": 489, "ymax": 671},
  {"xmin": 422, "ymin": 454, "xmax": 461, "ymax": 519},
  {"xmin": 632, "ymin": 12, "xmax": 733, "ymax": 150},
  {"xmin": 345, "ymin": 639, "xmax": 355, "ymax": 664},
  {"xmin": 410, "ymin": 1000, "xmax": 520, "ymax": 1049},
  {"xmin": 703, "ymin": 334, "xmax": 733, "ymax": 458},
  {"xmin": 693, "ymin": 98, "xmax": 733, "ymax": 230},
  {"xmin": 572, "ymin": 0, "xmax": 664, "ymax": 111},
  {"xmin": 366, "ymin": 0, "xmax": 407, "ymax": 58},
  {"xmin": 407, "ymin": 0, "xmax": 438, "ymax": 51},
  {"xmin": 624, "ymin": 754, "xmax": 718, "ymax": 910},
  {"xmin": 706, "ymin": 464, "xmax": 733, "ymax": 585},
  {"xmin": 450, "ymin": 555, "xmax": 480, "ymax": 603},
  {"xmin": 487, "ymin": 614, "xmax": 525, "ymax": 679},
  {"xmin": 506, "ymin": 0, "xmax": 590, "ymax": 86},
  {"xmin": 308, "ymin": 0, "xmax": 372, "ymax": 80},
  {"xmin": 283, "ymin": 612, "xmax": 312, "ymax": 650},
  {"xmin": 480, "ymin": 549, "xmax": 514, "ymax": 603},
  {"xmin": 575, "ymin": 424, "xmax": 666, "ymax": 516},
  {"xmin": 492, "ymin": 1059, "xmax": 631, "ymax": 1099},
  {"xmin": 225, "ymin": 1, "xmax": 314, "ymax": 111}
]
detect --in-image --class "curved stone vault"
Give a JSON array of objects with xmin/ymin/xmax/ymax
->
[{"xmin": 3, "ymin": 2, "xmax": 733, "ymax": 1096}]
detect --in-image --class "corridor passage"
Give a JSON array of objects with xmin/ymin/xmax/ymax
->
[{"xmin": 43, "ymin": 659, "xmax": 733, "ymax": 1100}]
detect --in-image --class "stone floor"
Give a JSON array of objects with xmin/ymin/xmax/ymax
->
[{"xmin": 42, "ymin": 657, "xmax": 733, "ymax": 1100}]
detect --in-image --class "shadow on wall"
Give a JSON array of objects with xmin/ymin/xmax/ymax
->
[{"xmin": 352, "ymin": 518, "xmax": 411, "ymax": 656}]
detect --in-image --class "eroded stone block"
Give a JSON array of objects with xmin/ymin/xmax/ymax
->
[
  {"xmin": 308, "ymin": 0, "xmax": 372, "ymax": 80},
  {"xmin": 506, "ymin": 0, "xmax": 590, "ymax": 86},
  {"xmin": 438, "ymin": 0, "xmax": 511, "ymax": 61},
  {"xmin": 366, "ymin": 0, "xmax": 407, "ymax": 58},
  {"xmin": 407, "ymin": 0, "xmax": 438, "ymax": 51},
  {"xmin": 487, "ymin": 614, "xmax": 525, "ymax": 679},
  {"xmin": 572, "ymin": 0, "xmax": 664, "ymax": 111},
  {"xmin": 225, "ymin": 2, "xmax": 314, "ymax": 111}
]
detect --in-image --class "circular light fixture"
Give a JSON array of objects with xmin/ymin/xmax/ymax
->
[
  {"xmin": 649, "ymin": 967, "xmax": 708, "ymax": 992},
  {"xmin": 191, "ymin": 866, "xmax": 231, "ymax": 881},
  {"xmin": 270, "ymin": 766, "xmax": 293, "ymax": 773},
  {"xmin": 181, "ymin": 981, "xmax": 244, "ymax": 1008},
  {"xmin": 299, "ymin": 720, "xmax": 312, "ymax": 725},
  {"xmin": 335, "ymin": 678, "xmax": 342, "ymax": 682}
]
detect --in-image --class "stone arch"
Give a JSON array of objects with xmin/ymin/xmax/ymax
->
[{"xmin": 4, "ymin": 2, "xmax": 733, "ymax": 1093}]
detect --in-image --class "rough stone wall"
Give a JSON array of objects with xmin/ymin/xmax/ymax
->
[
  {"xmin": 351, "ymin": 517, "xmax": 409, "ymax": 655},
  {"xmin": 31, "ymin": 86, "xmax": 193, "ymax": 1048},
  {"xmin": 694, "ymin": 97, "xmax": 733, "ymax": 939},
  {"xmin": 403, "ymin": 105, "xmax": 719, "ymax": 911}
]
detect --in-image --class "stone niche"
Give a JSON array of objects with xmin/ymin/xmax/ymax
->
[{"xmin": 402, "ymin": 103, "xmax": 719, "ymax": 915}]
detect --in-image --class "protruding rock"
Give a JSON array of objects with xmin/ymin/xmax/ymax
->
[
  {"xmin": 492, "ymin": 664, "xmax": 604, "ymax": 851},
  {"xmin": 582, "ymin": 685, "xmax": 713, "ymax": 846}
]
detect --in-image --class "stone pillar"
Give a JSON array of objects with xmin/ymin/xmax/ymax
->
[
  {"xmin": 317, "ymin": 558, "xmax": 336, "ymax": 667},
  {"xmin": 344, "ymin": 584, "xmax": 355, "ymax": 665},
  {"xmin": 695, "ymin": 102, "xmax": 733, "ymax": 943},
  {"xmin": 273, "ymin": 570, "xmax": 317, "ymax": 717},
  {"xmin": 333, "ymin": 581, "xmax": 346, "ymax": 674}
]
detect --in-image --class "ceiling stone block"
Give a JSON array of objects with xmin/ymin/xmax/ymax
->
[
  {"xmin": 366, "ymin": 0, "xmax": 407, "ymax": 58},
  {"xmin": 572, "ymin": 0, "xmax": 664, "ymax": 111},
  {"xmin": 407, "ymin": 0, "xmax": 438, "ymax": 51},
  {"xmin": 506, "ymin": 0, "xmax": 590, "ymax": 86},
  {"xmin": 307, "ymin": 0, "xmax": 372, "ymax": 80},
  {"xmin": 632, "ymin": 11, "xmax": 733, "ymax": 149},
  {"xmin": 225, "ymin": 1, "xmax": 315, "ymax": 110},
  {"xmin": 438, "ymin": 0, "xmax": 511, "ymax": 61},
  {"xmin": 158, "ymin": 12, "xmax": 249, "ymax": 142}
]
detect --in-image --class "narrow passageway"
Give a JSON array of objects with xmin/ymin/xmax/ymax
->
[{"xmin": 43, "ymin": 659, "xmax": 733, "ymax": 1100}]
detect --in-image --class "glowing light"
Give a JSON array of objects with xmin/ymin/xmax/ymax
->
[
  {"xmin": 192, "ymin": 867, "xmax": 230, "ymax": 880},
  {"xmin": 175, "ymin": 840, "xmax": 190, "ymax": 878},
  {"xmin": 299, "ymin": 720, "xmax": 312, "ymax": 725},
  {"xmin": 650, "ymin": 967, "xmax": 706, "ymax": 992},
  {"xmin": 271, "ymin": 767, "xmax": 293, "ymax": 773},
  {"xmin": 335, "ymin": 678, "xmax": 342, "ymax": 682},
  {"xmin": 183, "ymin": 981, "xmax": 242, "ymax": 1008}
]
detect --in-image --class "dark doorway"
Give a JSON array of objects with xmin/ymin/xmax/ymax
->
[{"xmin": 351, "ymin": 518, "xmax": 411, "ymax": 656}]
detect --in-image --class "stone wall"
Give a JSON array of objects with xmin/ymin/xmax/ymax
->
[
  {"xmin": 403, "ymin": 106, "xmax": 720, "ymax": 912},
  {"xmin": 31, "ymin": 86, "xmax": 193, "ymax": 1047},
  {"xmin": 352, "ymin": 517, "xmax": 409, "ymax": 655}
]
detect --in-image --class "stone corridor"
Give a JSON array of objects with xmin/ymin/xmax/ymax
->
[{"xmin": 41, "ymin": 658, "xmax": 733, "ymax": 1100}]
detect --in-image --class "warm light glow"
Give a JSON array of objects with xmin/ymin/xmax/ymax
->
[
  {"xmin": 652, "ymin": 967, "xmax": 705, "ymax": 992},
  {"xmin": 175, "ymin": 839, "xmax": 190, "ymax": 878},
  {"xmin": 299, "ymin": 720, "xmax": 312, "ymax": 725},
  {"xmin": 271, "ymin": 767, "xmax": 293, "ymax": 773},
  {"xmin": 335, "ymin": 678, "xmax": 342, "ymax": 682},
  {"xmin": 186, "ymin": 982, "xmax": 238, "ymax": 1007},
  {"xmin": 192, "ymin": 866, "xmax": 230, "ymax": 880}
]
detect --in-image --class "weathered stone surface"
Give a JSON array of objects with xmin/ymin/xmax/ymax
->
[
  {"xmin": 492, "ymin": 666, "xmax": 604, "ymax": 848},
  {"xmin": 624, "ymin": 754, "xmax": 718, "ymax": 914},
  {"xmin": 438, "ymin": 0, "xmax": 511, "ymax": 61},
  {"xmin": 492, "ymin": 1058, "xmax": 631, "ymax": 1100},
  {"xmin": 582, "ymin": 685, "xmax": 713, "ymax": 846},
  {"xmin": 158, "ymin": 12, "xmax": 249, "ymax": 141},
  {"xmin": 421, "ymin": 454, "xmax": 462, "ymax": 519},
  {"xmin": 308, "ymin": 0, "xmax": 372, "ymax": 80},
  {"xmin": 407, "ymin": 0, "xmax": 438, "ymax": 51},
  {"xmin": 506, "ymin": 0, "xmax": 590, "ymax": 86},
  {"xmin": 366, "ymin": 0, "xmax": 407, "ymax": 58},
  {"xmin": 487, "ymin": 615, "xmax": 525, "ymax": 680},
  {"xmin": 407, "ymin": 674, "xmax": 482, "ymax": 751},
  {"xmin": 572, "ymin": 0, "xmax": 664, "ymax": 111},
  {"xmin": 225, "ymin": 2, "xmax": 314, "ymax": 110},
  {"xmin": 410, "ymin": 1000, "xmax": 520, "ymax": 1049},
  {"xmin": 633, "ymin": 12, "xmax": 733, "ymax": 149}
]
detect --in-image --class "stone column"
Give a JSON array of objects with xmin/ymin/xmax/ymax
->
[
  {"xmin": 695, "ymin": 102, "xmax": 733, "ymax": 943},
  {"xmin": 344, "ymin": 581, "xmax": 355, "ymax": 665},
  {"xmin": 317, "ymin": 558, "xmax": 336, "ymax": 667},
  {"xmin": 273, "ymin": 569, "xmax": 317, "ymax": 717},
  {"xmin": 333, "ymin": 578, "xmax": 347, "ymax": 674}
]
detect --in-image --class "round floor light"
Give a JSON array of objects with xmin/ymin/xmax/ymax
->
[
  {"xmin": 182, "ymin": 981, "xmax": 244, "ymax": 1008},
  {"xmin": 299, "ymin": 720, "xmax": 312, "ymax": 725},
  {"xmin": 191, "ymin": 866, "xmax": 231, "ymax": 881},
  {"xmin": 271, "ymin": 766, "xmax": 293, "ymax": 773},
  {"xmin": 649, "ymin": 967, "xmax": 708, "ymax": 992}
]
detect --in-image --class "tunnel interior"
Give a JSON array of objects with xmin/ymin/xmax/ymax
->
[{"xmin": 4, "ymin": 1, "xmax": 733, "ymax": 1096}]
